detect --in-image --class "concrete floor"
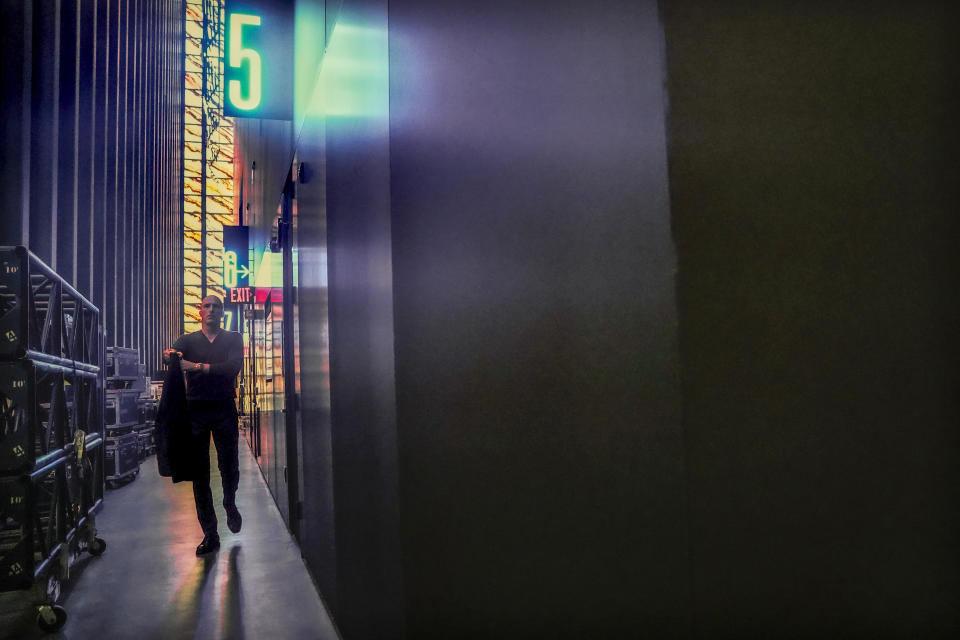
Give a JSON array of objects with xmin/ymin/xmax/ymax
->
[{"xmin": 2, "ymin": 439, "xmax": 340, "ymax": 640}]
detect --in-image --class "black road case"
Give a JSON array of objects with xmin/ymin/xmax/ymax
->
[{"xmin": 104, "ymin": 433, "xmax": 139, "ymax": 488}]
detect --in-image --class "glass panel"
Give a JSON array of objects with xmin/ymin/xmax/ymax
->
[
  {"xmin": 185, "ymin": 38, "xmax": 201, "ymax": 57},
  {"xmin": 184, "ymin": 231, "xmax": 202, "ymax": 251},
  {"xmin": 186, "ymin": 55, "xmax": 202, "ymax": 75},
  {"xmin": 184, "ymin": 250, "xmax": 202, "ymax": 269},
  {"xmin": 185, "ymin": 107, "xmax": 201, "ymax": 128},
  {"xmin": 185, "ymin": 88, "xmax": 202, "ymax": 107},
  {"xmin": 207, "ymin": 176, "xmax": 233, "ymax": 195},
  {"xmin": 206, "ymin": 199, "xmax": 231, "ymax": 218},
  {"xmin": 184, "ymin": 270, "xmax": 202, "ymax": 289},
  {"xmin": 205, "ymin": 269, "xmax": 225, "ymax": 289},
  {"xmin": 211, "ymin": 212, "xmax": 235, "ymax": 227},
  {"xmin": 206, "ymin": 233, "xmax": 224, "ymax": 252},
  {"xmin": 184, "ymin": 212, "xmax": 202, "ymax": 232},
  {"xmin": 184, "ymin": 158, "xmax": 203, "ymax": 179},
  {"xmin": 184, "ymin": 18, "xmax": 203, "ymax": 39},
  {"xmin": 184, "ymin": 285, "xmax": 203, "ymax": 305}
]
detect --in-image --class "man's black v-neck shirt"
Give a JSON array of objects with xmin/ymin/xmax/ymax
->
[{"xmin": 173, "ymin": 330, "xmax": 243, "ymax": 403}]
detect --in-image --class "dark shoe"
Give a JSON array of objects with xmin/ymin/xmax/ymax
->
[
  {"xmin": 196, "ymin": 535, "xmax": 220, "ymax": 556},
  {"xmin": 225, "ymin": 505, "xmax": 242, "ymax": 534}
]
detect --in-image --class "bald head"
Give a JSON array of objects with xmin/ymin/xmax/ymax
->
[{"xmin": 200, "ymin": 295, "xmax": 224, "ymax": 329}]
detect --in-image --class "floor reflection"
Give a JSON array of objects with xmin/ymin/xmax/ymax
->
[
  {"xmin": 219, "ymin": 545, "xmax": 245, "ymax": 640},
  {"xmin": 164, "ymin": 553, "xmax": 216, "ymax": 640}
]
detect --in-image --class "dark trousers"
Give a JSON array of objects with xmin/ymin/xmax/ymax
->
[{"xmin": 189, "ymin": 402, "xmax": 239, "ymax": 537}]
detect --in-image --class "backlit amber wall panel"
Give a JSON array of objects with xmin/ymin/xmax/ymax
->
[{"xmin": 183, "ymin": 0, "xmax": 235, "ymax": 333}]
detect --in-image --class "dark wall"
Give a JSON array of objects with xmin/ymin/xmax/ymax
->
[
  {"xmin": 388, "ymin": 1, "xmax": 687, "ymax": 636},
  {"xmin": 0, "ymin": 0, "xmax": 183, "ymax": 374},
  {"xmin": 321, "ymin": 1, "xmax": 405, "ymax": 636},
  {"xmin": 234, "ymin": 2, "xmax": 960, "ymax": 638},
  {"xmin": 661, "ymin": 2, "xmax": 960, "ymax": 637}
]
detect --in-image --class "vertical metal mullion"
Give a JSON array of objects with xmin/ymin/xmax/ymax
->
[
  {"xmin": 51, "ymin": 0, "xmax": 61, "ymax": 272},
  {"xmin": 80, "ymin": 0, "xmax": 98, "ymax": 300},
  {"xmin": 200, "ymin": 0, "xmax": 208, "ymax": 302},
  {"xmin": 53, "ymin": 0, "xmax": 78, "ymax": 285},
  {"xmin": 94, "ymin": 0, "xmax": 107, "ymax": 329},
  {"xmin": 119, "ymin": 0, "xmax": 129, "ymax": 346},
  {"xmin": 180, "ymin": 0, "xmax": 186, "ymax": 336},
  {"xmin": 20, "ymin": 2, "xmax": 33, "ymax": 247},
  {"xmin": 133, "ymin": 0, "xmax": 141, "ymax": 355},
  {"xmin": 109, "ymin": 0, "xmax": 119, "ymax": 346},
  {"xmin": 72, "ymin": 0, "xmax": 81, "ymax": 287},
  {"xmin": 145, "ymin": 0, "xmax": 153, "ymax": 369},
  {"xmin": 29, "ymin": 0, "xmax": 61, "ymax": 269}
]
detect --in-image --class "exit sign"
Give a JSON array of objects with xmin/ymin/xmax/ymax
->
[
  {"xmin": 224, "ymin": 1, "xmax": 294, "ymax": 120},
  {"xmin": 229, "ymin": 287, "xmax": 255, "ymax": 304}
]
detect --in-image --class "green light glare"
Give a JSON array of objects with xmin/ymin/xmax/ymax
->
[
  {"xmin": 307, "ymin": 23, "xmax": 389, "ymax": 120},
  {"xmin": 293, "ymin": 3, "xmax": 325, "ymax": 128}
]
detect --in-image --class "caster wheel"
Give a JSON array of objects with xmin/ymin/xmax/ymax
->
[
  {"xmin": 37, "ymin": 604, "xmax": 67, "ymax": 632},
  {"xmin": 89, "ymin": 537, "xmax": 107, "ymax": 556}
]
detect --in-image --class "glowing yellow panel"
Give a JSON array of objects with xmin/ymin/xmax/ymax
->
[
  {"xmin": 184, "ymin": 249, "xmax": 202, "ymax": 268},
  {"xmin": 184, "ymin": 283, "xmax": 202, "ymax": 301},
  {"xmin": 208, "ymin": 130, "xmax": 233, "ymax": 146},
  {"xmin": 184, "ymin": 232, "xmax": 202, "ymax": 251},
  {"xmin": 185, "ymin": 19, "xmax": 202, "ymax": 38},
  {"xmin": 209, "ymin": 162, "xmax": 233, "ymax": 179},
  {"xmin": 206, "ymin": 233, "xmax": 224, "ymax": 252},
  {"xmin": 211, "ymin": 212, "xmax": 235, "ymax": 227},
  {"xmin": 183, "ymin": 1, "xmax": 236, "ymax": 328},
  {"xmin": 207, "ymin": 180, "xmax": 233, "ymax": 198},
  {"xmin": 206, "ymin": 216, "xmax": 224, "ymax": 233},
  {"xmin": 206, "ymin": 270, "xmax": 225, "ymax": 288},
  {"xmin": 205, "ymin": 200, "xmax": 231, "ymax": 217},
  {"xmin": 184, "ymin": 159, "xmax": 203, "ymax": 178}
]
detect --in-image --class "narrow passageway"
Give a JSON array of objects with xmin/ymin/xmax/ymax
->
[{"xmin": 6, "ymin": 440, "xmax": 339, "ymax": 640}]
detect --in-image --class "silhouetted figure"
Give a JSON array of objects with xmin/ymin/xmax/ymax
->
[{"xmin": 164, "ymin": 295, "xmax": 244, "ymax": 555}]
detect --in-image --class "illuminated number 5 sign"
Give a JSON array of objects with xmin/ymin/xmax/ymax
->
[
  {"xmin": 223, "ymin": 1, "xmax": 293, "ymax": 120},
  {"xmin": 228, "ymin": 14, "xmax": 262, "ymax": 111}
]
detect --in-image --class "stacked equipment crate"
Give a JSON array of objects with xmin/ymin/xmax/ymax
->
[
  {"xmin": 136, "ymin": 371, "xmax": 158, "ymax": 462},
  {"xmin": 0, "ymin": 247, "xmax": 106, "ymax": 633},
  {"xmin": 104, "ymin": 348, "xmax": 141, "ymax": 488}
]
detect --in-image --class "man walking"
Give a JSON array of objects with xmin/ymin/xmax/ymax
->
[{"xmin": 164, "ymin": 295, "xmax": 244, "ymax": 555}]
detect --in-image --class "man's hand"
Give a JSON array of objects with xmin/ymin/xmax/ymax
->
[
  {"xmin": 181, "ymin": 359, "xmax": 208, "ymax": 374},
  {"xmin": 163, "ymin": 349, "xmax": 181, "ymax": 364}
]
